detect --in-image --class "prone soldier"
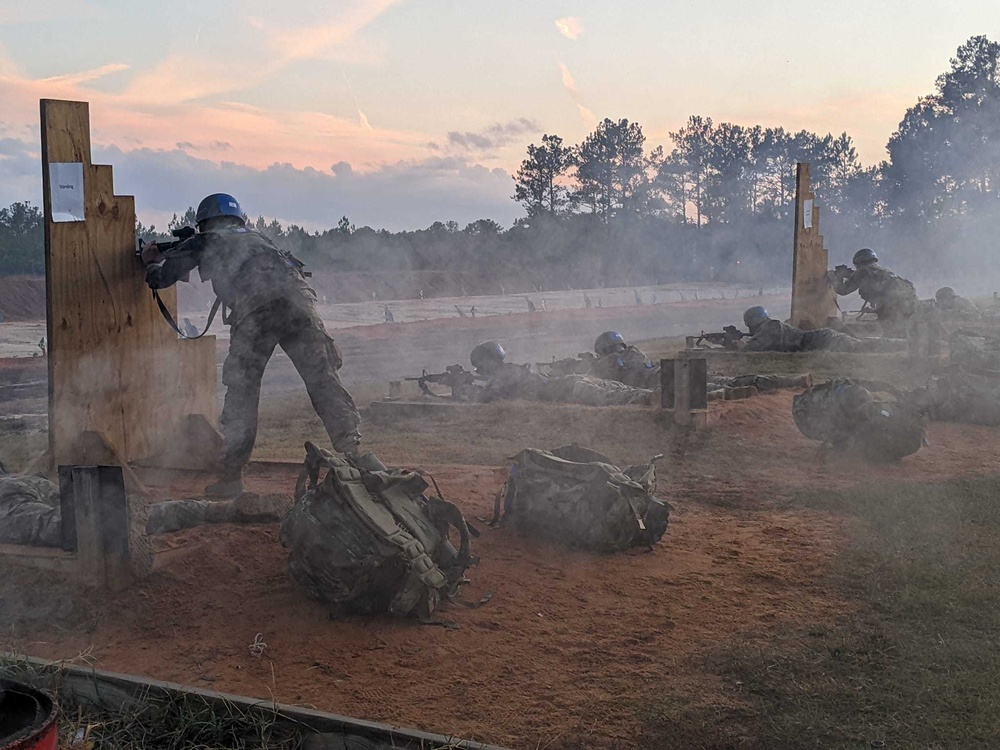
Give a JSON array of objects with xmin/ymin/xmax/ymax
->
[
  {"xmin": 736, "ymin": 307, "xmax": 906, "ymax": 353},
  {"xmin": 469, "ymin": 341, "xmax": 654, "ymax": 406},
  {"xmin": 590, "ymin": 330, "xmax": 810, "ymax": 396}
]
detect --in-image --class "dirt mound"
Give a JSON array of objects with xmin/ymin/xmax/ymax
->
[{"xmin": 0, "ymin": 276, "xmax": 45, "ymax": 321}]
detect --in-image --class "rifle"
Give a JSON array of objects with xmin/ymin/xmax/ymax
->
[
  {"xmin": 536, "ymin": 352, "xmax": 595, "ymax": 377},
  {"xmin": 405, "ymin": 365, "xmax": 481, "ymax": 399},
  {"xmin": 695, "ymin": 325, "xmax": 748, "ymax": 349},
  {"xmin": 135, "ymin": 226, "xmax": 222, "ymax": 339},
  {"xmin": 826, "ymin": 264, "xmax": 853, "ymax": 287},
  {"xmin": 135, "ymin": 225, "xmax": 196, "ymax": 258}
]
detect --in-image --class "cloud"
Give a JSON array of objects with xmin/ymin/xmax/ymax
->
[
  {"xmin": 558, "ymin": 61, "xmax": 597, "ymax": 129},
  {"xmin": 444, "ymin": 118, "xmax": 540, "ymax": 153},
  {"xmin": 40, "ymin": 62, "xmax": 128, "ymax": 87},
  {"xmin": 554, "ymin": 17, "xmax": 583, "ymax": 41},
  {"xmin": 121, "ymin": 0, "xmax": 400, "ymax": 106},
  {"xmin": 342, "ymin": 69, "xmax": 375, "ymax": 131},
  {"xmin": 0, "ymin": 137, "xmax": 522, "ymax": 232},
  {"xmin": 269, "ymin": 0, "xmax": 401, "ymax": 64},
  {"xmin": 0, "ymin": 49, "xmax": 435, "ymax": 173}
]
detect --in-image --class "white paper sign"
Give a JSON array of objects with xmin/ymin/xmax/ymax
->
[
  {"xmin": 49, "ymin": 162, "xmax": 85, "ymax": 222},
  {"xmin": 803, "ymin": 199, "xmax": 813, "ymax": 229}
]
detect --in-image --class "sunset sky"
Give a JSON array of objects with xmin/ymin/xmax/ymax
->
[{"xmin": 1, "ymin": 0, "xmax": 998, "ymax": 230}]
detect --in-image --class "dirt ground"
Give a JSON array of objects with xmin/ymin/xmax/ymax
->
[
  {"xmin": 5, "ymin": 294, "xmax": 1000, "ymax": 747},
  {"xmin": 7, "ymin": 382, "xmax": 1000, "ymax": 748}
]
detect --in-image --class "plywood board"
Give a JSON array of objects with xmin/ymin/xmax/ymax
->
[
  {"xmin": 790, "ymin": 163, "xmax": 839, "ymax": 329},
  {"xmin": 40, "ymin": 99, "xmax": 216, "ymax": 470}
]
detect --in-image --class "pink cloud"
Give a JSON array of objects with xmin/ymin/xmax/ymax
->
[{"xmin": 555, "ymin": 17, "xmax": 584, "ymax": 41}]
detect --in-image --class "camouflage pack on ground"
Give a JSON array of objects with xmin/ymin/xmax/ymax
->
[
  {"xmin": 792, "ymin": 379, "xmax": 925, "ymax": 462},
  {"xmin": 949, "ymin": 330, "xmax": 1000, "ymax": 372},
  {"xmin": 279, "ymin": 442, "xmax": 479, "ymax": 620},
  {"xmin": 494, "ymin": 445, "xmax": 670, "ymax": 552},
  {"xmin": 0, "ymin": 473, "xmax": 61, "ymax": 547},
  {"xmin": 921, "ymin": 366, "xmax": 1000, "ymax": 426}
]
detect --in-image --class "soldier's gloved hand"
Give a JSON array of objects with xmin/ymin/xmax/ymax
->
[{"xmin": 140, "ymin": 241, "xmax": 164, "ymax": 266}]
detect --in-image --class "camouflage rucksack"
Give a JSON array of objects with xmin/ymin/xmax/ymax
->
[
  {"xmin": 279, "ymin": 443, "xmax": 480, "ymax": 620},
  {"xmin": 493, "ymin": 445, "xmax": 670, "ymax": 552},
  {"xmin": 792, "ymin": 379, "xmax": 925, "ymax": 462}
]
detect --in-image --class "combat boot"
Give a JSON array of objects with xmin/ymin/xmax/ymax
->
[{"xmin": 205, "ymin": 465, "xmax": 244, "ymax": 498}]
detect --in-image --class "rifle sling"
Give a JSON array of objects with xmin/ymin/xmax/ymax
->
[{"xmin": 152, "ymin": 290, "xmax": 222, "ymax": 339}]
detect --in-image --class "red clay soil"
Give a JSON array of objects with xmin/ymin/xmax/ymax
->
[
  {"xmin": 18, "ymin": 466, "xmax": 846, "ymax": 750},
  {"xmin": 11, "ymin": 393, "xmax": 1000, "ymax": 748},
  {"xmin": 0, "ymin": 276, "xmax": 46, "ymax": 321}
]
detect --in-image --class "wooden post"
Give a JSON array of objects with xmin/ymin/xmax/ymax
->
[
  {"xmin": 674, "ymin": 359, "xmax": 691, "ymax": 425},
  {"xmin": 790, "ymin": 163, "xmax": 839, "ymax": 329},
  {"xmin": 660, "ymin": 355, "xmax": 708, "ymax": 426},
  {"xmin": 58, "ymin": 465, "xmax": 132, "ymax": 591},
  {"xmin": 39, "ymin": 99, "xmax": 217, "ymax": 473}
]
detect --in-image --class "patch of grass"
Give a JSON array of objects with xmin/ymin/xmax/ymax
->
[
  {"xmin": 638, "ymin": 475, "xmax": 1000, "ymax": 749},
  {"xmin": 0, "ymin": 651, "xmax": 302, "ymax": 750}
]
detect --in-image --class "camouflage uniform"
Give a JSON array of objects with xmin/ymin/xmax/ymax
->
[
  {"xmin": 478, "ymin": 363, "xmax": 653, "ymax": 406},
  {"xmin": 935, "ymin": 295, "xmax": 980, "ymax": 320},
  {"xmin": 593, "ymin": 343, "xmax": 809, "ymax": 393},
  {"xmin": 917, "ymin": 367, "xmax": 1000, "ymax": 426},
  {"xmin": 792, "ymin": 379, "xmax": 924, "ymax": 462},
  {"xmin": 0, "ymin": 472, "xmax": 61, "ymax": 547},
  {"xmin": 834, "ymin": 263, "xmax": 918, "ymax": 329},
  {"xmin": 709, "ymin": 374, "xmax": 803, "ymax": 392},
  {"xmin": 590, "ymin": 346, "xmax": 661, "ymax": 390},
  {"xmin": 744, "ymin": 319, "xmax": 904, "ymax": 353},
  {"xmin": 146, "ymin": 226, "xmax": 361, "ymax": 468},
  {"xmin": 950, "ymin": 331, "xmax": 1000, "ymax": 371}
]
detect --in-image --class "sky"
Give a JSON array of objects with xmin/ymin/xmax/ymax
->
[{"xmin": 1, "ymin": 0, "xmax": 999, "ymax": 231}]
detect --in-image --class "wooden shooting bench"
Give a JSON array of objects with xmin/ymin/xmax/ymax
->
[{"xmin": 4, "ymin": 99, "xmax": 219, "ymax": 587}]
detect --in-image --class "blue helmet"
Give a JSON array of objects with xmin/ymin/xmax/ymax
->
[
  {"xmin": 595, "ymin": 331, "xmax": 627, "ymax": 356},
  {"xmin": 471, "ymin": 341, "xmax": 506, "ymax": 371},
  {"xmin": 852, "ymin": 248, "xmax": 878, "ymax": 266},
  {"xmin": 195, "ymin": 193, "xmax": 244, "ymax": 227},
  {"xmin": 743, "ymin": 306, "xmax": 769, "ymax": 330}
]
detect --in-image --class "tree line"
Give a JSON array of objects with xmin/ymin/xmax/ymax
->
[{"xmin": 4, "ymin": 35, "xmax": 1000, "ymax": 286}]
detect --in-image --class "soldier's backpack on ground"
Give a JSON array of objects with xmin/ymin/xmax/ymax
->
[
  {"xmin": 279, "ymin": 442, "xmax": 479, "ymax": 620},
  {"xmin": 0, "ymin": 465, "xmax": 61, "ymax": 547},
  {"xmin": 493, "ymin": 444, "xmax": 670, "ymax": 552},
  {"xmin": 792, "ymin": 379, "xmax": 925, "ymax": 462}
]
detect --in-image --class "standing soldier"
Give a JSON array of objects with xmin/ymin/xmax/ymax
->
[{"xmin": 140, "ymin": 193, "xmax": 362, "ymax": 497}]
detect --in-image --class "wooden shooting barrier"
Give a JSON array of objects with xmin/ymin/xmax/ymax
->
[
  {"xmin": 790, "ymin": 163, "xmax": 839, "ymax": 329},
  {"xmin": 660, "ymin": 354, "xmax": 708, "ymax": 427},
  {"xmin": 38, "ymin": 99, "xmax": 219, "ymax": 481}
]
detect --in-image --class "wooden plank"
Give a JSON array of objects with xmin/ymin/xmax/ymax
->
[
  {"xmin": 0, "ymin": 544, "xmax": 78, "ymax": 573},
  {"xmin": 673, "ymin": 359, "xmax": 691, "ymax": 425},
  {"xmin": 790, "ymin": 163, "xmax": 839, "ymax": 329},
  {"xmin": 4, "ymin": 655, "xmax": 509, "ymax": 750},
  {"xmin": 40, "ymin": 99, "xmax": 217, "ymax": 470},
  {"xmin": 687, "ymin": 356, "xmax": 708, "ymax": 410},
  {"xmin": 659, "ymin": 358, "xmax": 675, "ymax": 409},
  {"xmin": 58, "ymin": 465, "xmax": 132, "ymax": 591}
]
